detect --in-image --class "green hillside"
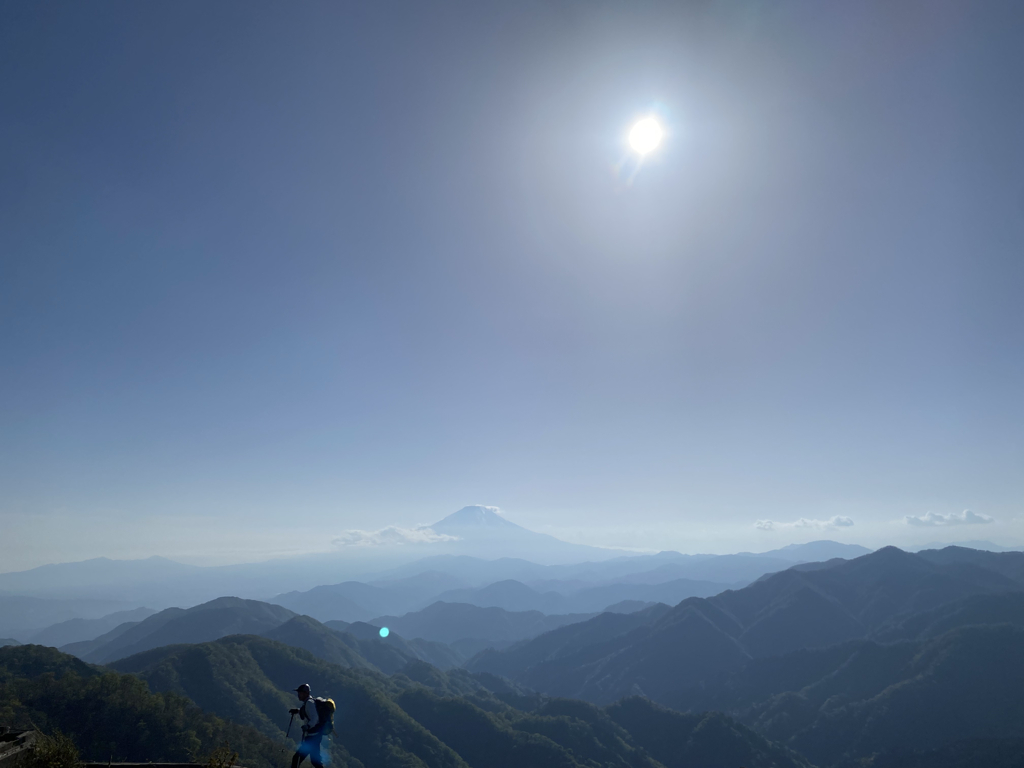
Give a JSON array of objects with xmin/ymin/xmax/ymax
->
[
  {"xmin": 111, "ymin": 634, "xmax": 812, "ymax": 768},
  {"xmin": 665, "ymin": 624, "xmax": 1024, "ymax": 766},
  {"xmin": 3, "ymin": 621, "xmax": 1016, "ymax": 768},
  {"xmin": 0, "ymin": 644, "xmax": 288, "ymax": 768},
  {"xmin": 111, "ymin": 635, "xmax": 468, "ymax": 768},
  {"xmin": 761, "ymin": 625, "xmax": 1024, "ymax": 765}
]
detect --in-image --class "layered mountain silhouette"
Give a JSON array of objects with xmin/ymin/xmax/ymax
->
[
  {"xmin": 366, "ymin": 548, "xmax": 799, "ymax": 588},
  {"xmin": 0, "ymin": 556, "xmax": 201, "ymax": 600},
  {"xmin": 28, "ymin": 607, "xmax": 156, "ymax": 647},
  {"xmin": 745, "ymin": 540, "xmax": 873, "ymax": 561},
  {"xmin": 7, "ymin": 543, "xmax": 1021, "ymax": 768},
  {"xmin": 430, "ymin": 576, "xmax": 728, "ymax": 613},
  {"xmin": 0, "ymin": 505, "xmax": 876, "ymax": 612},
  {"xmin": 58, "ymin": 615, "xmax": 147, "ymax": 659},
  {"xmin": 468, "ymin": 602, "xmax": 673, "ymax": 679},
  {"xmin": 271, "ymin": 571, "xmax": 729, "ymax": 624},
  {"xmin": 64, "ymin": 597, "xmax": 296, "ymax": 664},
  {"xmin": 317, "ymin": 618, "xmax": 465, "ymax": 670},
  {"xmin": 461, "ymin": 546, "xmax": 1024, "ymax": 766},
  {"xmin": 55, "ymin": 594, "xmax": 472, "ymax": 672},
  {"xmin": 369, "ymin": 601, "xmax": 600, "ymax": 646},
  {"xmin": 271, "ymin": 580, "xmax": 421, "ymax": 623},
  {"xmin": 468, "ymin": 547, "xmax": 1024, "ymax": 702},
  {"xmin": 0, "ymin": 594, "xmax": 135, "ymax": 640}
]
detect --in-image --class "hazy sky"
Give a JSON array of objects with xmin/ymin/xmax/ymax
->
[{"xmin": 2, "ymin": 1, "xmax": 1022, "ymax": 571}]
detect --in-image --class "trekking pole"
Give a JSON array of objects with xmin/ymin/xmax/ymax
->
[{"xmin": 286, "ymin": 712, "xmax": 295, "ymax": 739}]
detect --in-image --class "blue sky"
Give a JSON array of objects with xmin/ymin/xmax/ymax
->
[{"xmin": 2, "ymin": 1, "xmax": 1022, "ymax": 570}]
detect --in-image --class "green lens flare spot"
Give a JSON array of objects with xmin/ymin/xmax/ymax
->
[{"xmin": 379, "ymin": 627, "xmax": 389, "ymax": 638}]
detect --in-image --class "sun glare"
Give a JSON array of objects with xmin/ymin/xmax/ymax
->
[{"xmin": 628, "ymin": 117, "xmax": 663, "ymax": 155}]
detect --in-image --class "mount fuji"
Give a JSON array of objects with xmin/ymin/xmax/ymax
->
[{"xmin": 419, "ymin": 506, "xmax": 628, "ymax": 564}]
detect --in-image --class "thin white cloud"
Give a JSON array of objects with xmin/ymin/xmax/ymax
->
[
  {"xmin": 755, "ymin": 516, "xmax": 854, "ymax": 532},
  {"xmin": 904, "ymin": 509, "xmax": 994, "ymax": 527},
  {"xmin": 332, "ymin": 526, "xmax": 459, "ymax": 547}
]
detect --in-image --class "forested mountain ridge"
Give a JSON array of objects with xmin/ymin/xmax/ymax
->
[
  {"xmin": 746, "ymin": 624, "xmax": 1024, "ymax": 765},
  {"xmin": 60, "ymin": 597, "xmax": 463, "ymax": 671},
  {"xmin": 467, "ymin": 603, "xmax": 672, "ymax": 680},
  {"xmin": 29, "ymin": 607, "xmax": 157, "ymax": 648},
  {"xmin": 72, "ymin": 597, "xmax": 296, "ymax": 664},
  {"xmin": 871, "ymin": 591, "xmax": 1024, "ymax": 642},
  {"xmin": 467, "ymin": 546, "xmax": 1024, "ymax": 700},
  {"xmin": 657, "ymin": 623, "xmax": 1024, "ymax": 765},
  {"xmin": 915, "ymin": 545, "xmax": 1024, "ymax": 584},
  {"xmin": 6, "ymin": 545, "xmax": 1020, "ymax": 768},
  {"xmin": 266, "ymin": 614, "xmax": 464, "ymax": 671},
  {"xmin": 0, "ymin": 644, "xmax": 290, "ymax": 768},
  {"xmin": 106, "ymin": 634, "xmax": 812, "ymax": 768},
  {"xmin": 463, "ymin": 547, "xmax": 1024, "ymax": 767}
]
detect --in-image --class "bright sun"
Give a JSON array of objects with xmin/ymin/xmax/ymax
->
[{"xmin": 628, "ymin": 117, "xmax": 663, "ymax": 155}]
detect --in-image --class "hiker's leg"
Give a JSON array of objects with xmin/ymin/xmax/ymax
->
[
  {"xmin": 309, "ymin": 733, "xmax": 324, "ymax": 768},
  {"xmin": 291, "ymin": 750, "xmax": 307, "ymax": 768}
]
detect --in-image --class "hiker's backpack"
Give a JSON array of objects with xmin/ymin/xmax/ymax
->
[{"xmin": 314, "ymin": 697, "xmax": 336, "ymax": 735}]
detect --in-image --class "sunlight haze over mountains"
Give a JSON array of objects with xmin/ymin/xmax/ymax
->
[
  {"xmin": 2, "ymin": 3, "xmax": 1021, "ymax": 570},
  {"xmin": 2, "ymin": 5, "xmax": 1021, "ymax": 768}
]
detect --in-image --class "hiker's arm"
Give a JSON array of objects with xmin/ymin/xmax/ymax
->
[{"xmin": 303, "ymin": 700, "xmax": 320, "ymax": 732}]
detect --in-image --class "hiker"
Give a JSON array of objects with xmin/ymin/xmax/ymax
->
[{"xmin": 289, "ymin": 683, "xmax": 329, "ymax": 768}]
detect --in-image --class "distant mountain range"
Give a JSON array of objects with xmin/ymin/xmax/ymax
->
[
  {"xmin": 425, "ymin": 505, "xmax": 628, "ymax": 562},
  {"xmin": 0, "ymin": 594, "xmax": 136, "ymax": 640},
  {"xmin": 362, "ymin": 532, "xmax": 872, "ymax": 586},
  {"xmin": 427, "ymin": 576, "xmax": 729, "ymax": 614},
  {"xmin": 0, "ymin": 507, "xmax": 631, "ymax": 609},
  {"xmin": 28, "ymin": 607, "xmax": 156, "ymax": 647},
  {"xmin": 53, "ymin": 544, "xmax": 1021, "ymax": 681},
  {"xmin": 46, "ymin": 596, "xmax": 609, "ymax": 672},
  {"xmin": 745, "ymin": 540, "xmax": 873, "ymax": 561},
  {"xmin": 6, "ymin": 542, "xmax": 1021, "ymax": 768},
  {"xmin": 267, "ymin": 537, "xmax": 877, "ymax": 624},
  {"xmin": 63, "ymin": 596, "xmax": 296, "ymax": 664},
  {"xmin": 57, "ymin": 545, "xmax": 1022, "ymax": 689},
  {"xmin": 369, "ymin": 601, "xmax": 600, "ymax": 646},
  {"xmin": 54, "ymin": 593, "xmax": 573, "ymax": 671},
  {"xmin": 268, "ymin": 573, "xmax": 728, "ymax": 625},
  {"xmin": 8, "ymin": 525, "xmax": 1013, "ymax": 662},
  {"xmin": 0, "ymin": 503, "xmax": 876, "ymax": 615},
  {"xmin": 270, "ymin": 580, "xmax": 422, "ymax": 624},
  {"xmin": 909, "ymin": 540, "xmax": 1024, "ymax": 553}
]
